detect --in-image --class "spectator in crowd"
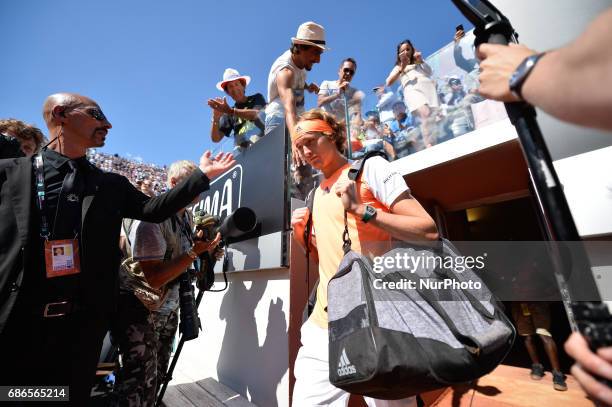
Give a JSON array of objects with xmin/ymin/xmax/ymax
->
[
  {"xmin": 386, "ymin": 39, "xmax": 440, "ymax": 148},
  {"xmin": 389, "ymin": 101, "xmax": 414, "ymax": 133},
  {"xmin": 453, "ymin": 25, "xmax": 479, "ymax": 74},
  {"xmin": 0, "ymin": 92, "xmax": 235, "ymax": 405},
  {"xmin": 208, "ymin": 68, "xmax": 266, "ymax": 152},
  {"xmin": 291, "ymin": 108, "xmax": 438, "ymax": 406},
  {"xmin": 477, "ymin": 8, "xmax": 612, "ymax": 404},
  {"xmin": 0, "ymin": 118, "xmax": 45, "ymax": 157},
  {"xmin": 141, "ymin": 178, "xmax": 155, "ymax": 197},
  {"xmin": 111, "ymin": 160, "xmax": 222, "ymax": 406},
  {"xmin": 318, "ymin": 58, "xmax": 363, "ymax": 123},
  {"xmin": 445, "ymin": 77, "xmax": 467, "ymax": 106},
  {"xmin": 387, "ymin": 102, "xmax": 417, "ymax": 158},
  {"xmin": 264, "ymin": 21, "xmax": 327, "ymax": 199},
  {"xmin": 373, "ymin": 85, "xmax": 400, "ymax": 126},
  {"xmin": 453, "ymin": 27, "xmax": 481, "ymax": 95},
  {"xmin": 361, "ymin": 111, "xmax": 395, "ymax": 160}
]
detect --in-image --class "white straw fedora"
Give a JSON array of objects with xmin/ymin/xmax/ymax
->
[
  {"xmin": 291, "ymin": 21, "xmax": 330, "ymax": 51},
  {"xmin": 216, "ymin": 68, "xmax": 251, "ymax": 92}
]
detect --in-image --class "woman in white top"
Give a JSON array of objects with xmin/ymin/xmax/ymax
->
[{"xmin": 386, "ymin": 40, "xmax": 439, "ymax": 147}]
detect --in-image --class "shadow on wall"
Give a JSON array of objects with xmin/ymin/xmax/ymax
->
[
  {"xmin": 225, "ymin": 238, "xmax": 262, "ymax": 271},
  {"xmin": 216, "ymin": 277, "xmax": 288, "ymax": 407}
]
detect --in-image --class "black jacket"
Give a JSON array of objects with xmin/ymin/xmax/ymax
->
[{"xmin": 0, "ymin": 155, "xmax": 209, "ymax": 333}]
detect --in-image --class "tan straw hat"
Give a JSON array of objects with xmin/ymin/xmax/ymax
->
[{"xmin": 291, "ymin": 21, "xmax": 330, "ymax": 51}]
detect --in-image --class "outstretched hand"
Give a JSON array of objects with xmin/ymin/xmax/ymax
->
[
  {"xmin": 199, "ymin": 151, "xmax": 235, "ymax": 180},
  {"xmin": 306, "ymin": 82, "xmax": 320, "ymax": 94}
]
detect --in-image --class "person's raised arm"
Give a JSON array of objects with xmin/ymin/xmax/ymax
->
[
  {"xmin": 207, "ymin": 98, "xmax": 227, "ymax": 143},
  {"xmin": 477, "ymin": 8, "xmax": 612, "ymax": 131},
  {"xmin": 122, "ymin": 151, "xmax": 235, "ymax": 223},
  {"xmin": 277, "ymin": 68, "xmax": 298, "ymax": 136}
]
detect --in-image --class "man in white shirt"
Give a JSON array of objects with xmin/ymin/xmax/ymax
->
[
  {"xmin": 317, "ymin": 58, "xmax": 363, "ymax": 124},
  {"xmin": 264, "ymin": 21, "xmax": 328, "ymax": 199}
]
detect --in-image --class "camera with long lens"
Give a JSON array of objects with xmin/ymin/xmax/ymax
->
[
  {"xmin": 178, "ymin": 207, "xmax": 258, "ymax": 340},
  {"xmin": 193, "ymin": 206, "xmax": 258, "ymax": 246},
  {"xmin": 178, "ymin": 271, "xmax": 200, "ymax": 341},
  {"xmin": 192, "ymin": 207, "xmax": 257, "ymax": 290}
]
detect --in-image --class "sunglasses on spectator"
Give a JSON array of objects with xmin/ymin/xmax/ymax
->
[
  {"xmin": 343, "ymin": 68, "xmax": 355, "ymax": 76},
  {"xmin": 71, "ymin": 106, "xmax": 108, "ymax": 122}
]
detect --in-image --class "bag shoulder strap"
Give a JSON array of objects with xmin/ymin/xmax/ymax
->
[
  {"xmin": 122, "ymin": 218, "xmax": 136, "ymax": 258},
  {"xmin": 341, "ymin": 151, "xmax": 388, "ymax": 254},
  {"xmin": 347, "ymin": 150, "xmax": 388, "ymax": 182}
]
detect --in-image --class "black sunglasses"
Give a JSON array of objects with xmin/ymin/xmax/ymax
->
[
  {"xmin": 343, "ymin": 68, "xmax": 355, "ymax": 76},
  {"xmin": 70, "ymin": 106, "xmax": 108, "ymax": 122},
  {"xmin": 84, "ymin": 107, "xmax": 108, "ymax": 122}
]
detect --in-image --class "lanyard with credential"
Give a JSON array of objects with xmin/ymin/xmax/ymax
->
[
  {"xmin": 33, "ymin": 153, "xmax": 51, "ymax": 239},
  {"xmin": 34, "ymin": 152, "xmax": 82, "ymax": 278}
]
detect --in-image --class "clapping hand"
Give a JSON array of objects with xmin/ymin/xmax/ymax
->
[
  {"xmin": 414, "ymin": 50, "xmax": 423, "ymax": 64},
  {"xmin": 207, "ymin": 97, "xmax": 233, "ymax": 115}
]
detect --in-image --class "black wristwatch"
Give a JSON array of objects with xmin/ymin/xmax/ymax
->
[
  {"xmin": 509, "ymin": 52, "xmax": 546, "ymax": 101},
  {"xmin": 361, "ymin": 205, "xmax": 377, "ymax": 223}
]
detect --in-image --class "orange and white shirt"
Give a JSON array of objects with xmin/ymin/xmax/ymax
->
[{"xmin": 309, "ymin": 156, "xmax": 410, "ymax": 328}]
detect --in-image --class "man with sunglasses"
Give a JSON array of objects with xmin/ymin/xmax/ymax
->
[
  {"xmin": 317, "ymin": 58, "xmax": 363, "ymax": 124},
  {"xmin": 0, "ymin": 92, "xmax": 235, "ymax": 405}
]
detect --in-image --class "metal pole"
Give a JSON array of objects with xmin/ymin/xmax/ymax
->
[{"xmin": 343, "ymin": 92, "xmax": 352, "ymax": 160}]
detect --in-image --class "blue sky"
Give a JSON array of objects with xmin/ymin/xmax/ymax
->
[{"xmin": 0, "ymin": 0, "xmax": 471, "ymax": 166}]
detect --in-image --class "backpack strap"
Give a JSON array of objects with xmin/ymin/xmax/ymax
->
[
  {"xmin": 342, "ymin": 151, "xmax": 388, "ymax": 254},
  {"xmin": 347, "ymin": 150, "xmax": 388, "ymax": 182}
]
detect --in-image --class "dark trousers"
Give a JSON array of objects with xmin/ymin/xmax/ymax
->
[{"xmin": 0, "ymin": 305, "xmax": 109, "ymax": 406}]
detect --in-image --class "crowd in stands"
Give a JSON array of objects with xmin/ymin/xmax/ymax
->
[{"xmin": 87, "ymin": 150, "xmax": 168, "ymax": 195}]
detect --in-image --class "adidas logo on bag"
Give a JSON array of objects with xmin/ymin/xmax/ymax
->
[{"xmin": 337, "ymin": 348, "xmax": 357, "ymax": 377}]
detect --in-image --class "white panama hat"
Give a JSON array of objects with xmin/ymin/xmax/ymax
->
[
  {"xmin": 291, "ymin": 21, "xmax": 330, "ymax": 51},
  {"xmin": 216, "ymin": 68, "xmax": 251, "ymax": 92}
]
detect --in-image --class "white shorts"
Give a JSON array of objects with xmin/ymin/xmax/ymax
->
[{"xmin": 292, "ymin": 319, "xmax": 417, "ymax": 407}]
